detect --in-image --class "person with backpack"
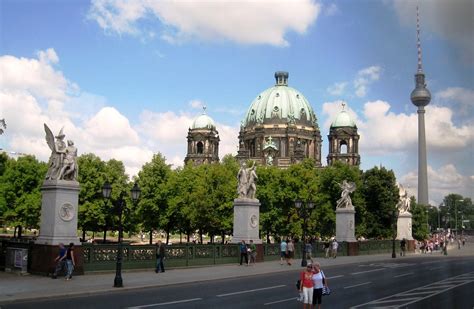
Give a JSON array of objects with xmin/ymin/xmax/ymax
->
[
  {"xmin": 312, "ymin": 262, "xmax": 329, "ymax": 308},
  {"xmin": 299, "ymin": 263, "xmax": 314, "ymax": 308}
]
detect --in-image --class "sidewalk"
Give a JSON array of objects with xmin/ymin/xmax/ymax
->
[{"xmin": 1, "ymin": 242, "xmax": 472, "ymax": 304}]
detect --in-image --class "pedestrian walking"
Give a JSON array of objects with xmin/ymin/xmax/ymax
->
[
  {"xmin": 312, "ymin": 262, "xmax": 328, "ymax": 309},
  {"xmin": 457, "ymin": 238, "xmax": 461, "ymax": 250},
  {"xmin": 299, "ymin": 263, "xmax": 314, "ymax": 308},
  {"xmin": 51, "ymin": 242, "xmax": 66, "ymax": 279},
  {"xmin": 248, "ymin": 239, "xmax": 257, "ymax": 265},
  {"xmin": 400, "ymin": 238, "xmax": 407, "ymax": 256},
  {"xmin": 155, "ymin": 240, "xmax": 166, "ymax": 273},
  {"xmin": 324, "ymin": 240, "xmax": 330, "ymax": 258},
  {"xmin": 65, "ymin": 243, "xmax": 75, "ymax": 280},
  {"xmin": 280, "ymin": 239, "xmax": 288, "ymax": 265},
  {"xmin": 239, "ymin": 240, "xmax": 248, "ymax": 266},
  {"xmin": 287, "ymin": 239, "xmax": 295, "ymax": 265},
  {"xmin": 305, "ymin": 240, "xmax": 313, "ymax": 260},
  {"xmin": 331, "ymin": 239, "xmax": 338, "ymax": 258}
]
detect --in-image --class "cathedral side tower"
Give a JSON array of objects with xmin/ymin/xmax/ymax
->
[
  {"xmin": 327, "ymin": 103, "xmax": 360, "ymax": 166},
  {"xmin": 184, "ymin": 107, "xmax": 220, "ymax": 165}
]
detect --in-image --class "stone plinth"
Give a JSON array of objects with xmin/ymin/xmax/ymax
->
[
  {"xmin": 397, "ymin": 212, "xmax": 413, "ymax": 240},
  {"xmin": 36, "ymin": 180, "xmax": 80, "ymax": 246},
  {"xmin": 336, "ymin": 207, "xmax": 356, "ymax": 242},
  {"xmin": 29, "ymin": 243, "xmax": 84, "ymax": 276},
  {"xmin": 231, "ymin": 198, "xmax": 262, "ymax": 244}
]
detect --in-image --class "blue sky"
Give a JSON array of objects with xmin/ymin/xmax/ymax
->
[{"xmin": 1, "ymin": 0, "xmax": 473, "ymax": 205}]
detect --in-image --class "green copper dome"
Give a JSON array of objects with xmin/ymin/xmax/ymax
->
[
  {"xmin": 191, "ymin": 107, "xmax": 216, "ymax": 130},
  {"xmin": 331, "ymin": 109, "xmax": 356, "ymax": 128},
  {"xmin": 242, "ymin": 72, "xmax": 318, "ymax": 127}
]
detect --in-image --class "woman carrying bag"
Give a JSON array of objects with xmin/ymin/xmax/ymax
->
[{"xmin": 312, "ymin": 262, "xmax": 329, "ymax": 308}]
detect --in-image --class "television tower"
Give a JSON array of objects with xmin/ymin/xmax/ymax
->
[{"xmin": 410, "ymin": 6, "xmax": 431, "ymax": 205}]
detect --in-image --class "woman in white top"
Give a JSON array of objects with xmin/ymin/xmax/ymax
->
[{"xmin": 312, "ymin": 262, "xmax": 328, "ymax": 308}]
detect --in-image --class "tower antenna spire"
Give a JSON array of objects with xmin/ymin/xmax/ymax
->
[{"xmin": 416, "ymin": 6, "xmax": 423, "ymax": 73}]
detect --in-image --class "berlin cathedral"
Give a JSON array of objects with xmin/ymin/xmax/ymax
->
[{"xmin": 184, "ymin": 71, "xmax": 360, "ymax": 167}]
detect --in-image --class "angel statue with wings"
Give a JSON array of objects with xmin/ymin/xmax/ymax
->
[
  {"xmin": 336, "ymin": 180, "xmax": 356, "ymax": 209},
  {"xmin": 396, "ymin": 183, "xmax": 411, "ymax": 214},
  {"xmin": 44, "ymin": 124, "xmax": 78, "ymax": 181}
]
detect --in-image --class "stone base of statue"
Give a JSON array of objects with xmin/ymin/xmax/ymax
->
[
  {"xmin": 231, "ymin": 198, "xmax": 262, "ymax": 244},
  {"xmin": 31, "ymin": 180, "xmax": 82, "ymax": 275},
  {"xmin": 336, "ymin": 207, "xmax": 356, "ymax": 242},
  {"xmin": 397, "ymin": 212, "xmax": 414, "ymax": 240},
  {"xmin": 35, "ymin": 180, "xmax": 81, "ymax": 245}
]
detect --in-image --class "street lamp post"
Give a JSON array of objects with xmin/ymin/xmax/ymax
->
[
  {"xmin": 454, "ymin": 199, "xmax": 464, "ymax": 237},
  {"xmin": 102, "ymin": 182, "xmax": 141, "ymax": 288},
  {"xmin": 295, "ymin": 199, "xmax": 314, "ymax": 267},
  {"xmin": 392, "ymin": 209, "xmax": 398, "ymax": 258}
]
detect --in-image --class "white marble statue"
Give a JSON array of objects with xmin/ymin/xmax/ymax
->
[
  {"xmin": 237, "ymin": 162, "xmax": 258, "ymax": 199},
  {"xmin": 336, "ymin": 180, "xmax": 356, "ymax": 209},
  {"xmin": 396, "ymin": 183, "xmax": 411, "ymax": 214},
  {"xmin": 44, "ymin": 124, "xmax": 78, "ymax": 181}
]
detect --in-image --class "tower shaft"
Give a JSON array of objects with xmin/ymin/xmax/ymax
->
[{"xmin": 417, "ymin": 106, "xmax": 429, "ymax": 205}]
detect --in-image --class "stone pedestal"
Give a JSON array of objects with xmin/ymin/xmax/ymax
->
[
  {"xmin": 336, "ymin": 207, "xmax": 356, "ymax": 242},
  {"xmin": 231, "ymin": 198, "xmax": 262, "ymax": 244},
  {"xmin": 36, "ymin": 180, "xmax": 80, "ymax": 245},
  {"xmin": 397, "ymin": 212, "xmax": 414, "ymax": 240},
  {"xmin": 29, "ymin": 244, "xmax": 84, "ymax": 276}
]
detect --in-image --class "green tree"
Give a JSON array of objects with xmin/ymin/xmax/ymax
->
[
  {"xmin": 361, "ymin": 166, "xmax": 398, "ymax": 239},
  {"xmin": 136, "ymin": 153, "xmax": 171, "ymax": 244},
  {"xmin": 0, "ymin": 155, "xmax": 47, "ymax": 229},
  {"xmin": 77, "ymin": 153, "xmax": 107, "ymax": 240},
  {"xmin": 411, "ymin": 198, "xmax": 429, "ymax": 240}
]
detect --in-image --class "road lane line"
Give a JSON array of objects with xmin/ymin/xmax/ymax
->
[
  {"xmin": 126, "ymin": 298, "xmax": 202, "ymax": 308},
  {"xmin": 327, "ymin": 275, "xmax": 344, "ymax": 279},
  {"xmin": 344, "ymin": 282, "xmax": 372, "ymax": 289},
  {"xmin": 429, "ymin": 266, "xmax": 443, "ymax": 270},
  {"xmin": 264, "ymin": 297, "xmax": 298, "ymax": 305},
  {"xmin": 216, "ymin": 285, "xmax": 286, "ymax": 297},
  {"xmin": 351, "ymin": 268, "xmax": 384, "ymax": 275},
  {"xmin": 394, "ymin": 272, "xmax": 414, "ymax": 278}
]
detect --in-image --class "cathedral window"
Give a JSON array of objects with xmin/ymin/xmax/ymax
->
[{"xmin": 197, "ymin": 141, "xmax": 204, "ymax": 154}]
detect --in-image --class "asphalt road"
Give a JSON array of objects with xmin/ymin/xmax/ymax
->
[{"xmin": 3, "ymin": 255, "xmax": 474, "ymax": 309}]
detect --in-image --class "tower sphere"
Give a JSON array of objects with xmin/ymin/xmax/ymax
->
[{"xmin": 410, "ymin": 84, "xmax": 431, "ymax": 107}]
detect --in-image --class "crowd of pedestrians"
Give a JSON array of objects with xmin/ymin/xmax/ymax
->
[{"xmin": 416, "ymin": 231, "xmax": 467, "ymax": 255}]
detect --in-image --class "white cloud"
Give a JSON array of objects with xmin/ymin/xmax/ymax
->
[
  {"xmin": 436, "ymin": 87, "xmax": 474, "ymax": 117},
  {"xmin": 0, "ymin": 49, "xmax": 154, "ymax": 178},
  {"xmin": 88, "ymin": 0, "xmax": 321, "ymax": 46},
  {"xmin": 327, "ymin": 82, "xmax": 347, "ymax": 96},
  {"xmin": 323, "ymin": 3, "xmax": 339, "ymax": 16},
  {"xmin": 189, "ymin": 100, "xmax": 204, "ymax": 110},
  {"xmin": 392, "ymin": 0, "xmax": 474, "ymax": 64},
  {"xmin": 401, "ymin": 164, "xmax": 473, "ymax": 205},
  {"xmin": 354, "ymin": 66, "xmax": 381, "ymax": 97}
]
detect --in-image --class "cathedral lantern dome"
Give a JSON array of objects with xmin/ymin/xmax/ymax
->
[
  {"xmin": 331, "ymin": 107, "xmax": 356, "ymax": 128},
  {"xmin": 191, "ymin": 108, "xmax": 216, "ymax": 130},
  {"xmin": 242, "ymin": 71, "xmax": 319, "ymax": 128}
]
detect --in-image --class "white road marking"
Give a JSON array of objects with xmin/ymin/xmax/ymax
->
[
  {"xmin": 344, "ymin": 282, "xmax": 372, "ymax": 289},
  {"xmin": 264, "ymin": 297, "xmax": 298, "ymax": 305},
  {"xmin": 394, "ymin": 272, "xmax": 414, "ymax": 278},
  {"xmin": 216, "ymin": 285, "xmax": 286, "ymax": 297},
  {"xmin": 350, "ymin": 271, "xmax": 474, "ymax": 308},
  {"xmin": 126, "ymin": 298, "xmax": 202, "ymax": 308},
  {"xmin": 327, "ymin": 275, "xmax": 344, "ymax": 279},
  {"xmin": 428, "ymin": 266, "xmax": 443, "ymax": 270},
  {"xmin": 351, "ymin": 268, "xmax": 384, "ymax": 275}
]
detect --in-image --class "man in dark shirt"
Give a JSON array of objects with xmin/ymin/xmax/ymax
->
[{"xmin": 155, "ymin": 240, "xmax": 166, "ymax": 273}]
